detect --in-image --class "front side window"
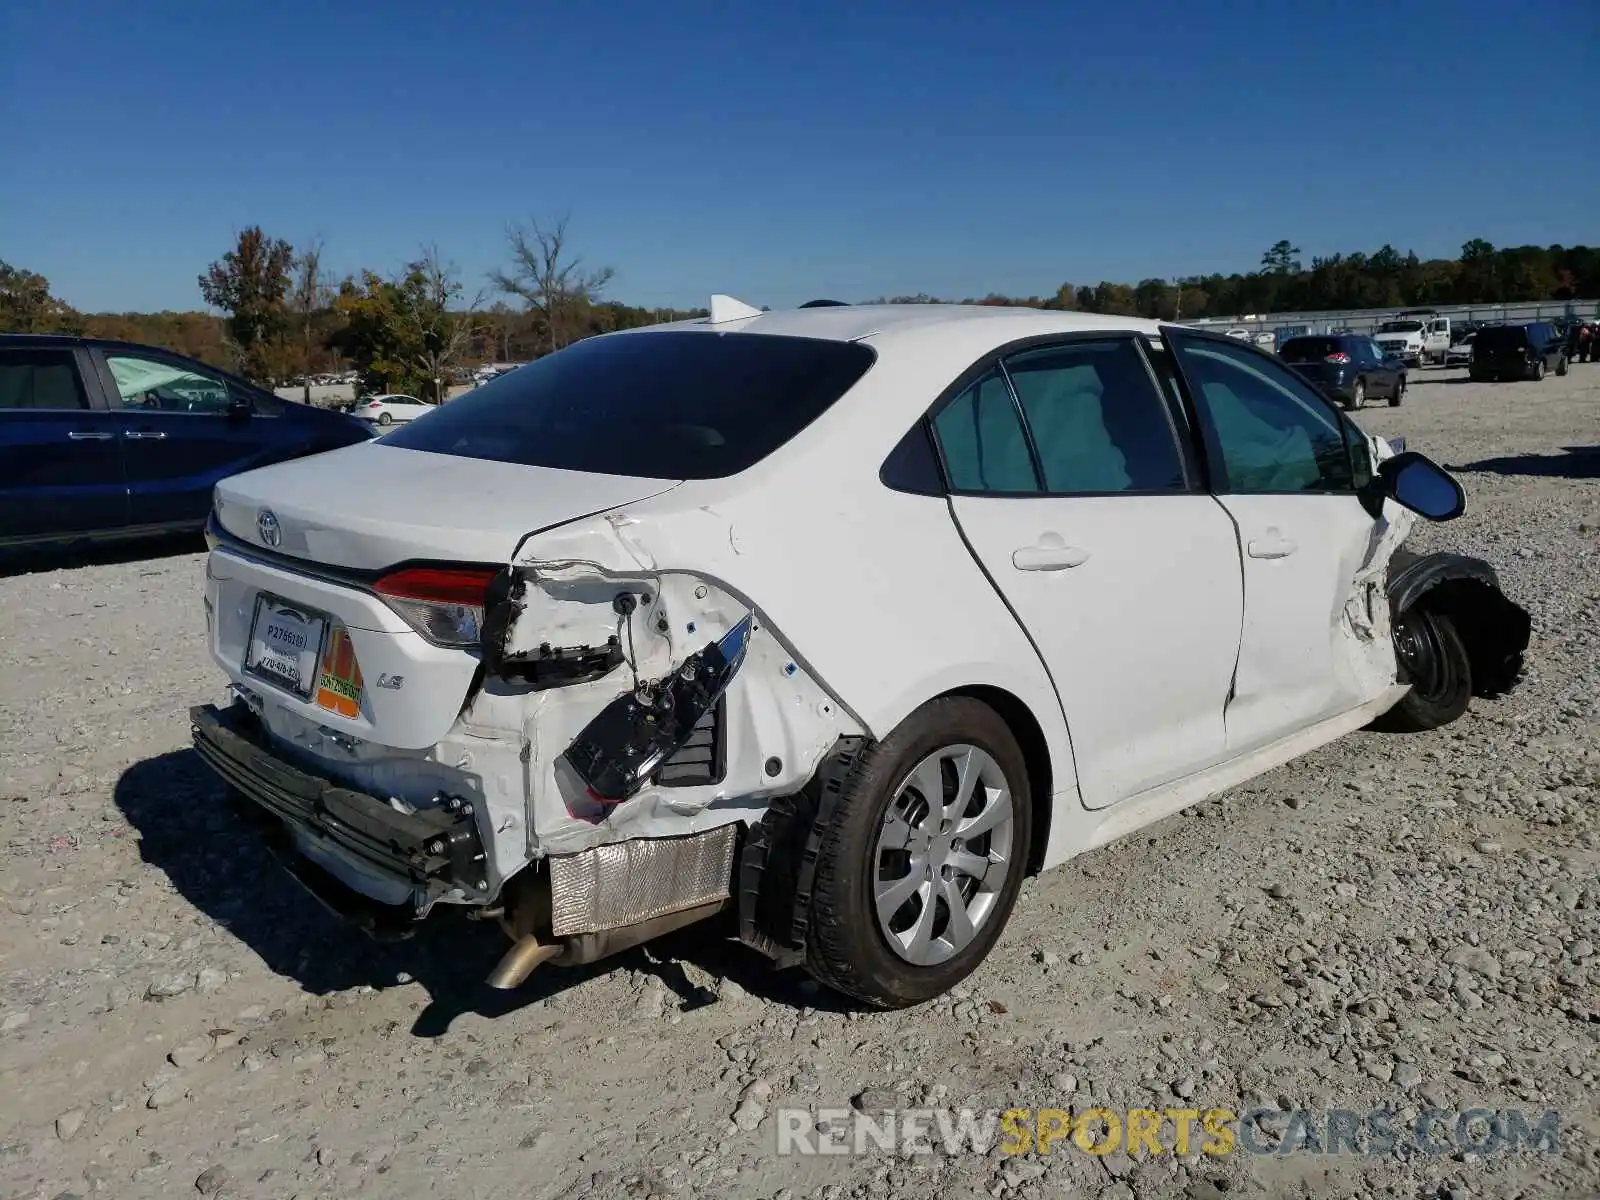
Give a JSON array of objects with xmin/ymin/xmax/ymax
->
[
  {"xmin": 931, "ymin": 369, "xmax": 1038, "ymax": 493},
  {"xmin": 1001, "ymin": 339, "xmax": 1186, "ymax": 494},
  {"xmin": 0, "ymin": 348, "xmax": 89, "ymax": 411},
  {"xmin": 1168, "ymin": 336, "xmax": 1354, "ymax": 495},
  {"xmin": 382, "ymin": 331, "xmax": 875, "ymax": 479},
  {"xmin": 106, "ymin": 353, "xmax": 233, "ymax": 414}
]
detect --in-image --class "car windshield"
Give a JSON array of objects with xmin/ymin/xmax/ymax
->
[
  {"xmin": 1278, "ymin": 337, "xmax": 1349, "ymax": 362},
  {"xmin": 381, "ymin": 330, "xmax": 876, "ymax": 479},
  {"xmin": 1377, "ymin": 321, "xmax": 1423, "ymax": 333}
]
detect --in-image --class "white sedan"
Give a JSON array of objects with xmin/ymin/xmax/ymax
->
[
  {"xmin": 193, "ymin": 299, "xmax": 1529, "ymax": 1008},
  {"xmin": 352, "ymin": 393, "xmax": 435, "ymax": 426}
]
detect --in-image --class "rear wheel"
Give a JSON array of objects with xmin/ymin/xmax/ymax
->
[
  {"xmin": 1347, "ymin": 380, "xmax": 1366, "ymax": 411},
  {"xmin": 1373, "ymin": 607, "xmax": 1472, "ymax": 732},
  {"xmin": 1389, "ymin": 374, "xmax": 1406, "ymax": 406},
  {"xmin": 805, "ymin": 697, "xmax": 1032, "ymax": 1009},
  {"xmin": 378, "ymin": 411, "xmax": 394, "ymax": 425}
]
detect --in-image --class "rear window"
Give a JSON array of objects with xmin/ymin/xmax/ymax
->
[
  {"xmin": 1475, "ymin": 326, "xmax": 1528, "ymax": 351},
  {"xmin": 382, "ymin": 331, "xmax": 876, "ymax": 479},
  {"xmin": 1279, "ymin": 337, "xmax": 1344, "ymax": 362}
]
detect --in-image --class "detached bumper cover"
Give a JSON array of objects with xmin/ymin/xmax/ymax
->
[{"xmin": 190, "ymin": 703, "xmax": 488, "ymax": 908}]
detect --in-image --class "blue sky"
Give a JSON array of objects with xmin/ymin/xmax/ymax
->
[{"xmin": 4, "ymin": 0, "xmax": 1596, "ymax": 313}]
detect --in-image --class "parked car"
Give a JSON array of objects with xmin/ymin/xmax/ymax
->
[
  {"xmin": 0, "ymin": 335, "xmax": 372, "ymax": 554},
  {"xmin": 1468, "ymin": 322, "xmax": 1570, "ymax": 382},
  {"xmin": 1278, "ymin": 333, "xmax": 1406, "ymax": 410},
  {"xmin": 190, "ymin": 303, "xmax": 1528, "ymax": 1009},
  {"xmin": 1443, "ymin": 331, "xmax": 1477, "ymax": 367},
  {"xmin": 346, "ymin": 394, "xmax": 436, "ymax": 426}
]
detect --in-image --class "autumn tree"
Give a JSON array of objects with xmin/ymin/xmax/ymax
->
[
  {"xmin": 491, "ymin": 213, "xmax": 615, "ymax": 354},
  {"xmin": 330, "ymin": 250, "xmax": 482, "ymax": 400},
  {"xmin": 0, "ymin": 260, "xmax": 84, "ymax": 334},
  {"xmin": 199, "ymin": 226, "xmax": 294, "ymax": 383}
]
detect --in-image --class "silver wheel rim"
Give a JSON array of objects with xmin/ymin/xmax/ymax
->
[
  {"xmin": 1353, "ymin": 383, "xmax": 1364, "ymax": 408},
  {"xmin": 872, "ymin": 744, "xmax": 1014, "ymax": 966}
]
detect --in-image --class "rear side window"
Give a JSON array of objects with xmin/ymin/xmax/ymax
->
[
  {"xmin": 1002, "ymin": 340, "xmax": 1186, "ymax": 494},
  {"xmin": 0, "ymin": 348, "xmax": 89, "ymax": 411},
  {"xmin": 381, "ymin": 331, "xmax": 875, "ymax": 479},
  {"xmin": 932, "ymin": 370, "xmax": 1039, "ymax": 493}
]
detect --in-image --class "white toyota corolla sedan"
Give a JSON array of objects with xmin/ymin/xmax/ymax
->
[{"xmin": 192, "ymin": 298, "xmax": 1529, "ymax": 1008}]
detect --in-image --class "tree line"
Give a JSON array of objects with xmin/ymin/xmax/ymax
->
[{"xmin": 3, "ymin": 235, "xmax": 1596, "ymax": 399}]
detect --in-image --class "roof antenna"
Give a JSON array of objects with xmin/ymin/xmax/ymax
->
[{"xmin": 708, "ymin": 294, "xmax": 763, "ymax": 324}]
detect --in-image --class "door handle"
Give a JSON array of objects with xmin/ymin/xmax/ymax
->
[
  {"xmin": 67, "ymin": 430, "xmax": 114, "ymax": 441},
  {"xmin": 123, "ymin": 430, "xmax": 168, "ymax": 439},
  {"xmin": 1012, "ymin": 541, "xmax": 1091, "ymax": 571},
  {"xmin": 1247, "ymin": 532, "xmax": 1298, "ymax": 559}
]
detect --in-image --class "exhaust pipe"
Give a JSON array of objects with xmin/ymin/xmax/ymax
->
[{"xmin": 486, "ymin": 933, "xmax": 562, "ymax": 990}]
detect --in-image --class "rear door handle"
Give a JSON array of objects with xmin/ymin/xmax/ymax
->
[
  {"xmin": 1012, "ymin": 540, "xmax": 1091, "ymax": 571},
  {"xmin": 123, "ymin": 430, "xmax": 168, "ymax": 439},
  {"xmin": 1247, "ymin": 532, "xmax": 1298, "ymax": 559},
  {"xmin": 67, "ymin": 430, "xmax": 114, "ymax": 441}
]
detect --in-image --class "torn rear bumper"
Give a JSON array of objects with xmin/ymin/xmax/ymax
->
[{"xmin": 191, "ymin": 702, "xmax": 489, "ymax": 916}]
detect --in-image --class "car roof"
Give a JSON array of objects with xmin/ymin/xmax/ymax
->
[{"xmin": 630, "ymin": 302, "xmax": 1167, "ymax": 349}]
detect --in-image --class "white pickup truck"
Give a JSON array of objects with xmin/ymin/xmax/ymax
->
[{"xmin": 1374, "ymin": 310, "xmax": 1453, "ymax": 367}]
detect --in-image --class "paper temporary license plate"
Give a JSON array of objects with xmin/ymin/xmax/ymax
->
[
  {"xmin": 314, "ymin": 626, "xmax": 365, "ymax": 718},
  {"xmin": 243, "ymin": 595, "xmax": 328, "ymax": 700}
]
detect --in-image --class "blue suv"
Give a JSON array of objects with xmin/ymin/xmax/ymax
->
[{"xmin": 0, "ymin": 335, "xmax": 372, "ymax": 553}]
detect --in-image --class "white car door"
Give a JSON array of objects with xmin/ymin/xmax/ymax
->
[
  {"xmin": 1162, "ymin": 329, "xmax": 1387, "ymax": 755},
  {"xmin": 933, "ymin": 336, "xmax": 1244, "ymax": 808}
]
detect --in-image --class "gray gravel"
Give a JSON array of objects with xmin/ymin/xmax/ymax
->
[{"xmin": 1, "ymin": 364, "xmax": 1596, "ymax": 1200}]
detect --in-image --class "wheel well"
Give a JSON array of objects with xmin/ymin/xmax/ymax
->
[
  {"xmin": 939, "ymin": 685, "xmax": 1053, "ymax": 874},
  {"xmin": 1408, "ymin": 578, "xmax": 1529, "ymax": 698}
]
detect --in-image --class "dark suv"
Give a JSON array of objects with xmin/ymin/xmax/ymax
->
[
  {"xmin": 1278, "ymin": 333, "xmax": 1406, "ymax": 410},
  {"xmin": 1, "ymin": 335, "xmax": 372, "ymax": 553},
  {"xmin": 1468, "ymin": 322, "xmax": 1570, "ymax": 382}
]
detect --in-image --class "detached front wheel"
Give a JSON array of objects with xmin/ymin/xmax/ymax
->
[
  {"xmin": 805, "ymin": 698, "xmax": 1032, "ymax": 1009},
  {"xmin": 1373, "ymin": 607, "xmax": 1472, "ymax": 732}
]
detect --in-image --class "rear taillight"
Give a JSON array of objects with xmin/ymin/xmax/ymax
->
[
  {"xmin": 1325, "ymin": 352, "xmax": 1351, "ymax": 364},
  {"xmin": 374, "ymin": 567, "xmax": 498, "ymax": 647},
  {"xmin": 366, "ymin": 400, "xmax": 383, "ymax": 408}
]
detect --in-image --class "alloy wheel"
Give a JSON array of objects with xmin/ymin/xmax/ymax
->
[{"xmin": 872, "ymin": 744, "xmax": 1015, "ymax": 966}]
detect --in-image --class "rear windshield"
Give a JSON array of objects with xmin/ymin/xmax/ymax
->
[
  {"xmin": 1279, "ymin": 337, "xmax": 1344, "ymax": 362},
  {"xmin": 1474, "ymin": 326, "xmax": 1528, "ymax": 351},
  {"xmin": 382, "ymin": 331, "xmax": 876, "ymax": 479}
]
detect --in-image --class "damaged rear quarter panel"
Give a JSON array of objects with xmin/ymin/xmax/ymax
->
[{"xmin": 472, "ymin": 354, "xmax": 1075, "ymax": 860}]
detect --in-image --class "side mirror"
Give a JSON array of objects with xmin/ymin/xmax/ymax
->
[{"xmin": 1375, "ymin": 451, "xmax": 1465, "ymax": 522}]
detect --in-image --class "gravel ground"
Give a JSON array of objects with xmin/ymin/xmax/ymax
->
[{"xmin": 1, "ymin": 365, "xmax": 1596, "ymax": 1200}]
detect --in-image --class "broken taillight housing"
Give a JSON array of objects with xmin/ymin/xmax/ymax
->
[{"xmin": 374, "ymin": 567, "xmax": 498, "ymax": 647}]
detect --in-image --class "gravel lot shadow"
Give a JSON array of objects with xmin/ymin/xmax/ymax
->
[
  {"xmin": 115, "ymin": 749, "xmax": 827, "ymax": 1037},
  {"xmin": 1451, "ymin": 444, "xmax": 1600, "ymax": 479},
  {"xmin": 0, "ymin": 531, "xmax": 205, "ymax": 578}
]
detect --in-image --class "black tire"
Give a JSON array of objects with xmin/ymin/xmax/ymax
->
[
  {"xmin": 1532, "ymin": 360, "xmax": 1546, "ymax": 382},
  {"xmin": 1468, "ymin": 368, "xmax": 1485, "ymax": 383},
  {"xmin": 1346, "ymin": 379, "xmax": 1366, "ymax": 411},
  {"xmin": 1389, "ymin": 374, "xmax": 1406, "ymax": 406},
  {"xmin": 1555, "ymin": 355, "xmax": 1569, "ymax": 377},
  {"xmin": 378, "ymin": 411, "xmax": 394, "ymax": 425},
  {"xmin": 1372, "ymin": 607, "xmax": 1473, "ymax": 733},
  {"xmin": 805, "ymin": 697, "xmax": 1033, "ymax": 1009}
]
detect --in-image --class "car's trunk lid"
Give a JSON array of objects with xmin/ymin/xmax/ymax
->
[{"xmin": 214, "ymin": 441, "xmax": 681, "ymax": 570}]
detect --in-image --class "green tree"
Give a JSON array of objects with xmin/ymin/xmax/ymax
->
[
  {"xmin": 198, "ymin": 227, "xmax": 294, "ymax": 382},
  {"xmin": 330, "ymin": 249, "xmax": 482, "ymax": 400},
  {"xmin": 1261, "ymin": 239, "xmax": 1302, "ymax": 275},
  {"xmin": 0, "ymin": 260, "xmax": 84, "ymax": 334}
]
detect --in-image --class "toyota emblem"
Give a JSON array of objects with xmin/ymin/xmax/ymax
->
[{"xmin": 256, "ymin": 509, "xmax": 282, "ymax": 548}]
